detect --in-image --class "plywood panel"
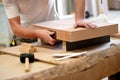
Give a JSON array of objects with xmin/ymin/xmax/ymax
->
[{"xmin": 33, "ymin": 19, "xmax": 118, "ymax": 42}]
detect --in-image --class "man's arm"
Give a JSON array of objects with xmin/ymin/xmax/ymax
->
[
  {"xmin": 75, "ymin": 0, "xmax": 97, "ymax": 28},
  {"xmin": 9, "ymin": 16, "xmax": 55, "ymax": 45},
  {"xmin": 3, "ymin": 0, "xmax": 55, "ymax": 45},
  {"xmin": 75, "ymin": 0, "xmax": 85, "ymax": 22}
]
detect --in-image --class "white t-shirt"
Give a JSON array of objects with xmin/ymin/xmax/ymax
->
[{"xmin": 3, "ymin": 0, "xmax": 56, "ymax": 27}]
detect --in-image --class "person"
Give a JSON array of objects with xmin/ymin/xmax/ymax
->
[{"xmin": 3, "ymin": 0, "xmax": 97, "ymax": 45}]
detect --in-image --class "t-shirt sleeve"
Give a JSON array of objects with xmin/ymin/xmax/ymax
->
[{"xmin": 3, "ymin": 0, "xmax": 20, "ymax": 19}]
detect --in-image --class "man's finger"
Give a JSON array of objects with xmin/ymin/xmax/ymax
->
[
  {"xmin": 74, "ymin": 24, "xmax": 78, "ymax": 28},
  {"xmin": 87, "ymin": 23, "xmax": 97, "ymax": 28},
  {"xmin": 48, "ymin": 38, "xmax": 56, "ymax": 45},
  {"xmin": 85, "ymin": 24, "xmax": 90, "ymax": 28}
]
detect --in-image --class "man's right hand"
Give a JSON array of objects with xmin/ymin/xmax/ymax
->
[{"xmin": 35, "ymin": 29, "xmax": 56, "ymax": 45}]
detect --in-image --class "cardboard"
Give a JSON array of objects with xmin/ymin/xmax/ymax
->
[{"xmin": 33, "ymin": 19, "xmax": 118, "ymax": 42}]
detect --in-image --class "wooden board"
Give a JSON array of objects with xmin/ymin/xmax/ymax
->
[
  {"xmin": 0, "ymin": 46, "xmax": 64, "ymax": 65},
  {"xmin": 111, "ymin": 33, "xmax": 120, "ymax": 38},
  {"xmin": 0, "ymin": 38, "xmax": 120, "ymax": 63},
  {"xmin": 0, "ymin": 54, "xmax": 55, "ymax": 80},
  {"xmin": 33, "ymin": 19, "xmax": 118, "ymax": 42},
  {"xmin": 0, "ymin": 38, "xmax": 120, "ymax": 80}
]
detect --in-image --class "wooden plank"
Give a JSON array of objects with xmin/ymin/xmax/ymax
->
[
  {"xmin": 111, "ymin": 33, "xmax": 120, "ymax": 38},
  {"xmin": 1, "ymin": 39, "xmax": 120, "ymax": 80},
  {"xmin": 0, "ymin": 54, "xmax": 55, "ymax": 80},
  {"xmin": 0, "ymin": 46, "xmax": 61, "ymax": 65},
  {"xmin": 32, "ymin": 19, "xmax": 118, "ymax": 42}
]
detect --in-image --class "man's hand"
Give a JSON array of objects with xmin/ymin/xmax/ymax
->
[
  {"xmin": 74, "ymin": 20, "xmax": 97, "ymax": 28},
  {"xmin": 74, "ymin": 0, "xmax": 97, "ymax": 28},
  {"xmin": 35, "ymin": 29, "xmax": 56, "ymax": 45}
]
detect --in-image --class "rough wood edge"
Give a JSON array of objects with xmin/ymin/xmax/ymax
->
[{"xmin": 8, "ymin": 44, "xmax": 120, "ymax": 80}]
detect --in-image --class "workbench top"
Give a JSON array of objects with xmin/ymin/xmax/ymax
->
[{"xmin": 0, "ymin": 38, "xmax": 120, "ymax": 80}]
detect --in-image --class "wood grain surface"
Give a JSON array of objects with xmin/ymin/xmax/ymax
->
[
  {"xmin": 33, "ymin": 19, "xmax": 118, "ymax": 42},
  {"xmin": 0, "ymin": 38, "xmax": 120, "ymax": 80}
]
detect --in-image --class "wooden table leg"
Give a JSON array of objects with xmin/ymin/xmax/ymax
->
[{"xmin": 62, "ymin": 41, "xmax": 67, "ymax": 53}]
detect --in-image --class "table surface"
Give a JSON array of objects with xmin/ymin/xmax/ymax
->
[{"xmin": 0, "ymin": 38, "xmax": 120, "ymax": 80}]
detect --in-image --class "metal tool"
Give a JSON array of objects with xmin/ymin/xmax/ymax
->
[{"xmin": 53, "ymin": 51, "xmax": 87, "ymax": 61}]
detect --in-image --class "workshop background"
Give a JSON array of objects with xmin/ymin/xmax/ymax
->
[
  {"xmin": 0, "ymin": 0, "xmax": 120, "ymax": 48},
  {"xmin": 0, "ymin": 0, "xmax": 120, "ymax": 80}
]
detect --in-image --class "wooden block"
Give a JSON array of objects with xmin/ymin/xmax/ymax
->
[
  {"xmin": 19, "ymin": 47, "xmax": 30, "ymax": 53},
  {"xmin": 33, "ymin": 19, "xmax": 118, "ymax": 42},
  {"xmin": 62, "ymin": 41, "xmax": 67, "ymax": 52},
  {"xmin": 19, "ymin": 43, "xmax": 37, "ymax": 53},
  {"xmin": 20, "ymin": 43, "xmax": 33, "ymax": 48}
]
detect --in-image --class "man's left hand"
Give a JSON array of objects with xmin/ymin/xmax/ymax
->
[{"xmin": 74, "ymin": 20, "xmax": 97, "ymax": 28}]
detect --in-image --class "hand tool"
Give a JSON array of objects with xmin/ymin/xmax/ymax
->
[
  {"xmin": 20, "ymin": 53, "xmax": 34, "ymax": 72},
  {"xmin": 53, "ymin": 51, "xmax": 87, "ymax": 61}
]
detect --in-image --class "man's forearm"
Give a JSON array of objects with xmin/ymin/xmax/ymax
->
[
  {"xmin": 9, "ymin": 16, "xmax": 37, "ymax": 39},
  {"xmin": 75, "ymin": 0, "xmax": 85, "ymax": 21}
]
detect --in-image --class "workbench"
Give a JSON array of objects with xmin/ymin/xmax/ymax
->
[
  {"xmin": 0, "ymin": 37, "xmax": 120, "ymax": 80},
  {"xmin": 0, "ymin": 17, "xmax": 119, "ymax": 79}
]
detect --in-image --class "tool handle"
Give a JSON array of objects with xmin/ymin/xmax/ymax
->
[
  {"xmin": 25, "ymin": 57, "xmax": 30, "ymax": 72},
  {"xmin": 39, "ymin": 59, "xmax": 59, "ymax": 65}
]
